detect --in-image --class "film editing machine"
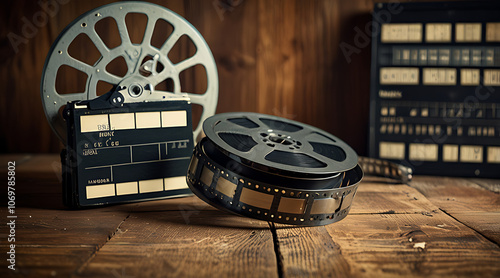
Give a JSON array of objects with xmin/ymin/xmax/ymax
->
[{"xmin": 41, "ymin": 2, "xmax": 412, "ymax": 226}]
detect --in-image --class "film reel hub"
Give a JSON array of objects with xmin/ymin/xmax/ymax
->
[
  {"xmin": 262, "ymin": 131, "xmax": 299, "ymax": 147},
  {"xmin": 187, "ymin": 113, "xmax": 364, "ymax": 226}
]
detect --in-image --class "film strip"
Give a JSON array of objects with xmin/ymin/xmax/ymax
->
[
  {"xmin": 186, "ymin": 113, "xmax": 363, "ymax": 226},
  {"xmin": 187, "ymin": 138, "xmax": 362, "ymax": 226},
  {"xmin": 358, "ymin": 156, "xmax": 413, "ymax": 183}
]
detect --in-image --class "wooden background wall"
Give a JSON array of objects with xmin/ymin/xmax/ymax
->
[{"xmin": 0, "ymin": 0, "xmax": 379, "ymax": 155}]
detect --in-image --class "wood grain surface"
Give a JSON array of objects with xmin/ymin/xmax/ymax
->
[
  {"xmin": 0, "ymin": 0, "xmax": 376, "ymax": 154},
  {"xmin": 276, "ymin": 177, "xmax": 500, "ymax": 277},
  {"xmin": 0, "ymin": 154, "xmax": 499, "ymax": 277},
  {"xmin": 411, "ymin": 176, "xmax": 500, "ymax": 245}
]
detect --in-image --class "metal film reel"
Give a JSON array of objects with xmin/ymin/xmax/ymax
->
[
  {"xmin": 186, "ymin": 113, "xmax": 363, "ymax": 226},
  {"xmin": 203, "ymin": 112, "xmax": 359, "ymax": 176},
  {"xmin": 41, "ymin": 1, "xmax": 218, "ymax": 141}
]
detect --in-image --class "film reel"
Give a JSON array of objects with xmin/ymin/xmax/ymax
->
[
  {"xmin": 41, "ymin": 1, "xmax": 218, "ymax": 141},
  {"xmin": 187, "ymin": 113, "xmax": 363, "ymax": 226}
]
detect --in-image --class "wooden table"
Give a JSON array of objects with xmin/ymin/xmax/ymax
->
[{"xmin": 1, "ymin": 154, "xmax": 499, "ymax": 277}]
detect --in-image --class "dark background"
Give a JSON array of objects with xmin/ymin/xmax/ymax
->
[{"xmin": 0, "ymin": 0, "xmax": 439, "ymax": 155}]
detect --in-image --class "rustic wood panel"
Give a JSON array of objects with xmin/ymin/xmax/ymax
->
[
  {"xmin": 192, "ymin": 0, "xmax": 258, "ymax": 121},
  {"xmin": 0, "ymin": 0, "xmax": 377, "ymax": 154}
]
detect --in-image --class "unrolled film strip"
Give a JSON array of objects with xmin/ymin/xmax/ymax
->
[{"xmin": 358, "ymin": 157, "xmax": 413, "ymax": 183}]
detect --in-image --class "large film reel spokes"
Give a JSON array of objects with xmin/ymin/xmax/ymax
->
[
  {"xmin": 41, "ymin": 1, "xmax": 218, "ymax": 141},
  {"xmin": 203, "ymin": 113, "xmax": 359, "ymax": 176}
]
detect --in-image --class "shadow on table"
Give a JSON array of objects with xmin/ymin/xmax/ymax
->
[{"xmin": 111, "ymin": 197, "xmax": 310, "ymax": 230}]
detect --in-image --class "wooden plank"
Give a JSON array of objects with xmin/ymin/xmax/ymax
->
[
  {"xmin": 0, "ymin": 193, "xmax": 129, "ymax": 275},
  {"xmin": 275, "ymin": 179, "xmax": 500, "ymax": 277},
  {"xmin": 10, "ymin": 208, "xmax": 128, "ymax": 246},
  {"xmin": 411, "ymin": 176, "xmax": 500, "ymax": 244},
  {"xmin": 0, "ymin": 154, "xmax": 65, "ymax": 209},
  {"xmin": 273, "ymin": 225, "xmax": 351, "ymax": 277},
  {"xmin": 329, "ymin": 213, "xmax": 500, "ymax": 277},
  {"xmin": 351, "ymin": 177, "xmax": 439, "ymax": 214},
  {"xmin": 411, "ymin": 176, "xmax": 500, "ymax": 212},
  {"xmin": 79, "ymin": 197, "xmax": 278, "ymax": 277},
  {"xmin": 470, "ymin": 178, "xmax": 500, "ymax": 193},
  {"xmin": 0, "ymin": 207, "xmax": 128, "ymax": 277},
  {"xmin": 0, "ymin": 154, "xmax": 62, "ymax": 182},
  {"xmin": 256, "ymin": 0, "xmax": 297, "ymax": 118},
  {"xmin": 6, "ymin": 246, "xmax": 96, "ymax": 277},
  {"xmin": 0, "ymin": 154, "xmax": 132, "ymax": 277}
]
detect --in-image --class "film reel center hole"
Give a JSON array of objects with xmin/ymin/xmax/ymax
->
[
  {"xmin": 268, "ymin": 134, "xmax": 293, "ymax": 146},
  {"xmin": 129, "ymin": 84, "xmax": 143, "ymax": 97},
  {"xmin": 260, "ymin": 132, "xmax": 302, "ymax": 149}
]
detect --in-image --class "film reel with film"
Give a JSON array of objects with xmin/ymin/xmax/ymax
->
[
  {"xmin": 41, "ymin": 1, "xmax": 218, "ymax": 142},
  {"xmin": 187, "ymin": 112, "xmax": 364, "ymax": 226}
]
